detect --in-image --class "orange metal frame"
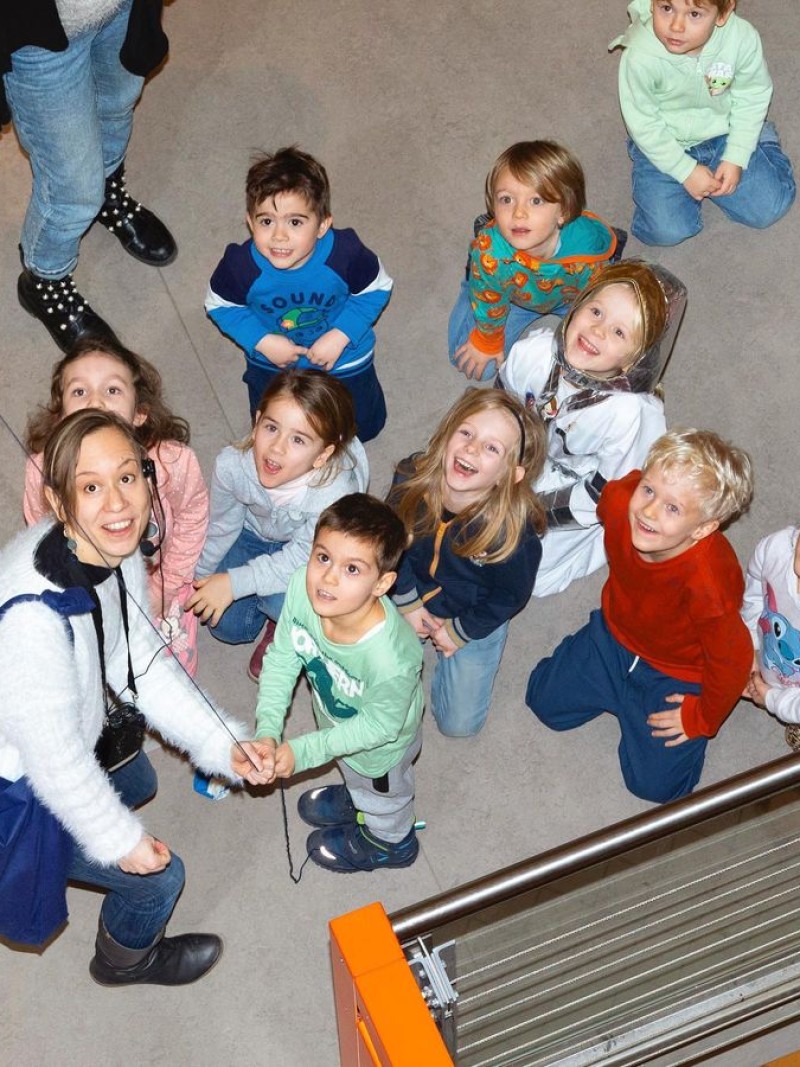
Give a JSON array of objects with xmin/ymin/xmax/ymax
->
[{"xmin": 330, "ymin": 901, "xmax": 454, "ymax": 1066}]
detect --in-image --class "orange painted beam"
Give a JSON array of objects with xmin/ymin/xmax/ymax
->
[{"xmin": 330, "ymin": 902, "xmax": 454, "ymax": 1067}]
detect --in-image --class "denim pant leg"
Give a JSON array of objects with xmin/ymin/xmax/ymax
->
[
  {"xmin": 66, "ymin": 752, "xmax": 186, "ymax": 950},
  {"xmin": 3, "ymin": 0, "xmax": 143, "ymax": 276},
  {"xmin": 526, "ymin": 610, "xmax": 629, "ymax": 730},
  {"xmin": 448, "ymin": 278, "xmax": 543, "ymax": 381},
  {"xmin": 628, "ymin": 139, "xmax": 703, "ymax": 247},
  {"xmin": 338, "ymin": 364, "xmax": 387, "ymax": 443},
  {"xmin": 616, "ymin": 663, "xmax": 706, "ymax": 805},
  {"xmin": 711, "ymin": 122, "xmax": 796, "ymax": 229},
  {"xmin": 430, "ymin": 623, "xmax": 508, "ymax": 736},
  {"xmin": 207, "ymin": 528, "xmax": 287, "ymax": 645}
]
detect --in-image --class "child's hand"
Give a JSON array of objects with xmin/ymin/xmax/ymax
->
[
  {"xmin": 306, "ymin": 328, "xmax": 349, "ymax": 370},
  {"xmin": 683, "ymin": 164, "xmax": 722, "ymax": 201},
  {"xmin": 231, "ymin": 739, "xmax": 276, "ymax": 785},
  {"xmin": 745, "ymin": 670, "xmax": 771, "ymax": 709},
  {"xmin": 274, "ymin": 741, "xmax": 296, "ymax": 778},
  {"xmin": 403, "ymin": 605, "xmax": 442, "ymax": 640},
  {"xmin": 712, "ymin": 161, "xmax": 742, "ymax": 197},
  {"xmin": 255, "ymin": 334, "xmax": 308, "ymax": 367},
  {"xmin": 647, "ymin": 694, "xmax": 690, "ymax": 747},
  {"xmin": 429, "ymin": 622, "xmax": 459, "ymax": 659},
  {"xmin": 186, "ymin": 573, "xmax": 234, "ymax": 627},
  {"xmin": 454, "ymin": 339, "xmax": 499, "ymax": 381}
]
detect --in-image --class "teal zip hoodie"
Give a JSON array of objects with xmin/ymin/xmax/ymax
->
[{"xmin": 610, "ymin": 0, "xmax": 773, "ymax": 183}]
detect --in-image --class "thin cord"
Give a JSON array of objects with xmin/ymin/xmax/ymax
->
[{"xmin": 279, "ymin": 781, "xmax": 311, "ymax": 884}]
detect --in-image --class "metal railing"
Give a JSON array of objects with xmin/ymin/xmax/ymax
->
[{"xmin": 391, "ymin": 753, "xmax": 800, "ymax": 1066}]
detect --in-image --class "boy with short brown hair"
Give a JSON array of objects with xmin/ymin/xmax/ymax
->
[
  {"xmin": 611, "ymin": 0, "xmax": 795, "ymax": 245},
  {"xmin": 526, "ymin": 429, "xmax": 754, "ymax": 803},
  {"xmin": 234, "ymin": 494, "xmax": 425, "ymax": 873}
]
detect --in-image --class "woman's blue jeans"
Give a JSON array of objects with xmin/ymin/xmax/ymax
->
[
  {"xmin": 3, "ymin": 0, "xmax": 143, "ymax": 277},
  {"xmin": 628, "ymin": 122, "xmax": 796, "ymax": 247},
  {"xmin": 207, "ymin": 528, "xmax": 287, "ymax": 645},
  {"xmin": 67, "ymin": 752, "xmax": 186, "ymax": 950}
]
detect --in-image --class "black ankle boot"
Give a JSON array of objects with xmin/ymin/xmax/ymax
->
[
  {"xmin": 96, "ymin": 163, "xmax": 177, "ymax": 266},
  {"xmin": 89, "ymin": 921, "xmax": 223, "ymax": 987},
  {"xmin": 17, "ymin": 268, "xmax": 117, "ymax": 352}
]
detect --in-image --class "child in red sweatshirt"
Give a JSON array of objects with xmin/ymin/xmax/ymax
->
[{"xmin": 526, "ymin": 428, "xmax": 754, "ymax": 803}]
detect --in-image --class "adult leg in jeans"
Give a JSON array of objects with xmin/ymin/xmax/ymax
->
[
  {"xmin": 4, "ymin": 1, "xmax": 142, "ymax": 278},
  {"xmin": 430, "ymin": 623, "xmax": 508, "ymax": 737},
  {"xmin": 67, "ymin": 752, "xmax": 184, "ymax": 950},
  {"xmin": 206, "ymin": 528, "xmax": 287, "ymax": 645}
]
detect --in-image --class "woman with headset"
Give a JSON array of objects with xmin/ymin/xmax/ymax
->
[{"xmin": 0, "ymin": 409, "xmax": 259, "ymax": 986}]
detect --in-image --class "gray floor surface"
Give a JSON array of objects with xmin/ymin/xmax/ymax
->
[{"xmin": 1, "ymin": 1, "xmax": 799, "ymax": 1064}]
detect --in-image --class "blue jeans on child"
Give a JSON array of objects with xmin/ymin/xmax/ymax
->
[
  {"xmin": 628, "ymin": 121, "xmax": 796, "ymax": 246},
  {"xmin": 3, "ymin": 0, "xmax": 143, "ymax": 277},
  {"xmin": 206, "ymin": 528, "xmax": 287, "ymax": 645},
  {"xmin": 447, "ymin": 278, "xmax": 569, "ymax": 382},
  {"xmin": 430, "ymin": 622, "xmax": 509, "ymax": 737},
  {"xmin": 67, "ymin": 751, "xmax": 186, "ymax": 950},
  {"xmin": 526, "ymin": 611, "xmax": 706, "ymax": 804},
  {"xmin": 242, "ymin": 362, "xmax": 387, "ymax": 443}
]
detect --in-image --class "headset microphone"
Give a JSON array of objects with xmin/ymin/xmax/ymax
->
[{"xmin": 139, "ymin": 458, "xmax": 161, "ymax": 557}]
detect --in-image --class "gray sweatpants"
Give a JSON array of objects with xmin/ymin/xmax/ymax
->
[{"xmin": 338, "ymin": 728, "xmax": 422, "ymax": 843}]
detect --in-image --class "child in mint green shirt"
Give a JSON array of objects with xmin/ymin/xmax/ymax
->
[
  {"xmin": 611, "ymin": 0, "xmax": 795, "ymax": 245},
  {"xmin": 234, "ymin": 494, "xmax": 424, "ymax": 873}
]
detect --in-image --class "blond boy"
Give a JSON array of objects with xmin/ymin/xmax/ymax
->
[{"xmin": 527, "ymin": 429, "xmax": 754, "ymax": 802}]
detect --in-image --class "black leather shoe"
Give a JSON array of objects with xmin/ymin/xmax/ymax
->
[
  {"xmin": 96, "ymin": 163, "xmax": 177, "ymax": 266},
  {"xmin": 90, "ymin": 932, "xmax": 223, "ymax": 987},
  {"xmin": 17, "ymin": 268, "xmax": 117, "ymax": 352}
]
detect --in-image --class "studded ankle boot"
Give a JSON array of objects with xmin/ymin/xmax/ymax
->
[
  {"xmin": 17, "ymin": 268, "xmax": 117, "ymax": 352},
  {"xmin": 96, "ymin": 162, "xmax": 177, "ymax": 266}
]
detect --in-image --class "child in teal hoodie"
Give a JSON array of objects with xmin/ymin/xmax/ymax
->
[{"xmin": 610, "ymin": 0, "xmax": 795, "ymax": 245}]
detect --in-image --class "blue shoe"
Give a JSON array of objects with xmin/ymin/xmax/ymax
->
[
  {"xmin": 193, "ymin": 771, "xmax": 229, "ymax": 801},
  {"xmin": 297, "ymin": 785, "xmax": 358, "ymax": 828},
  {"xmin": 307, "ymin": 823, "xmax": 418, "ymax": 873}
]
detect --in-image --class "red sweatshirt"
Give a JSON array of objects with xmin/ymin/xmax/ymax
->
[{"xmin": 598, "ymin": 472, "xmax": 752, "ymax": 739}]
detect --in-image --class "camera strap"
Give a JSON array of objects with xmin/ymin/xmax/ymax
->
[{"xmin": 87, "ymin": 568, "xmax": 138, "ymax": 711}]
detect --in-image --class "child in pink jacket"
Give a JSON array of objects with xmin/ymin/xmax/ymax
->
[{"xmin": 23, "ymin": 336, "xmax": 208, "ymax": 676}]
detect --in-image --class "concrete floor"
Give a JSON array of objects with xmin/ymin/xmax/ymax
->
[{"xmin": 1, "ymin": 1, "xmax": 799, "ymax": 1063}]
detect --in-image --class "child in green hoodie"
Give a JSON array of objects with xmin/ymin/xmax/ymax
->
[{"xmin": 610, "ymin": 0, "xmax": 795, "ymax": 245}]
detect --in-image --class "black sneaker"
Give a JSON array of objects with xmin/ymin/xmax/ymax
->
[
  {"xmin": 96, "ymin": 163, "xmax": 177, "ymax": 266},
  {"xmin": 17, "ymin": 269, "xmax": 117, "ymax": 352}
]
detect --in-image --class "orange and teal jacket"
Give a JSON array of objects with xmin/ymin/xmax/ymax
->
[{"xmin": 467, "ymin": 213, "xmax": 619, "ymax": 356}]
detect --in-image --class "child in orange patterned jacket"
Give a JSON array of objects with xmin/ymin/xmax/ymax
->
[{"xmin": 449, "ymin": 140, "xmax": 622, "ymax": 382}]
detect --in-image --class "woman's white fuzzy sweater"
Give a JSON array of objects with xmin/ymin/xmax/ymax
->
[{"xmin": 0, "ymin": 523, "xmax": 246, "ymax": 866}]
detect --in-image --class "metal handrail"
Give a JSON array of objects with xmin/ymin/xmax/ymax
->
[{"xmin": 391, "ymin": 751, "xmax": 800, "ymax": 941}]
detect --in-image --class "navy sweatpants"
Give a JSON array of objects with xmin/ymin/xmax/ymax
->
[{"xmin": 526, "ymin": 610, "xmax": 706, "ymax": 804}]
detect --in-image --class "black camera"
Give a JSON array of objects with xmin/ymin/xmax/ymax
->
[{"xmin": 94, "ymin": 701, "xmax": 146, "ymax": 772}]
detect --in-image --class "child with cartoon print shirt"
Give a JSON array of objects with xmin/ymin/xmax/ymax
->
[{"xmin": 741, "ymin": 525, "xmax": 800, "ymax": 748}]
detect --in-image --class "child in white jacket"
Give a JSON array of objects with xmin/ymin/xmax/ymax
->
[
  {"xmin": 742, "ymin": 525, "xmax": 800, "ymax": 750},
  {"xmin": 499, "ymin": 260, "xmax": 685, "ymax": 597}
]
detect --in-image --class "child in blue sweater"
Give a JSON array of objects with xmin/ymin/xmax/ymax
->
[{"xmin": 205, "ymin": 147, "xmax": 393, "ymax": 441}]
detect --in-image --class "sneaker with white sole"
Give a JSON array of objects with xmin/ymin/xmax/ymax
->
[{"xmin": 306, "ymin": 823, "xmax": 418, "ymax": 873}]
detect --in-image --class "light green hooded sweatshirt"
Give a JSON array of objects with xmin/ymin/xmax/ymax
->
[{"xmin": 610, "ymin": 0, "xmax": 773, "ymax": 183}]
